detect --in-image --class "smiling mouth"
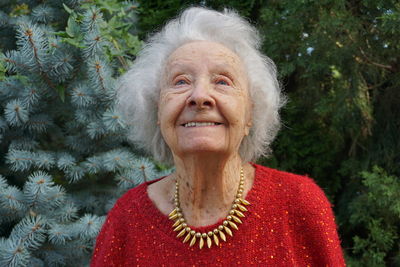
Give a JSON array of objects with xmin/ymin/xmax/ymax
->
[{"xmin": 182, "ymin": 122, "xmax": 223, "ymax": 127}]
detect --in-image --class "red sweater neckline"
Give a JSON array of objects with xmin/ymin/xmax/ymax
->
[{"xmin": 136, "ymin": 163, "xmax": 267, "ymax": 241}]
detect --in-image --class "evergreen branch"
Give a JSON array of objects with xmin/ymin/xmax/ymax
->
[
  {"xmin": 115, "ymin": 169, "xmax": 138, "ymax": 189},
  {"xmin": 23, "ymin": 171, "xmax": 61, "ymax": 211},
  {"xmin": 0, "ymin": 237, "xmax": 30, "ymax": 267},
  {"xmin": 4, "ymin": 99, "xmax": 29, "ymax": 127},
  {"xmin": 17, "ymin": 23, "xmax": 57, "ymax": 90},
  {"xmin": 102, "ymin": 108, "xmax": 125, "ymax": 133},
  {"xmin": 92, "ymin": 60, "xmax": 106, "ymax": 92},
  {"xmin": 2, "ymin": 51, "xmax": 31, "ymax": 73},
  {"xmin": 57, "ymin": 153, "xmax": 77, "ymax": 171},
  {"xmin": 10, "ymin": 215, "xmax": 46, "ymax": 250},
  {"xmin": 6, "ymin": 149, "xmax": 35, "ymax": 172},
  {"xmin": 65, "ymin": 165, "xmax": 85, "ymax": 183},
  {"xmin": 0, "ymin": 186, "xmax": 26, "ymax": 215},
  {"xmin": 48, "ymin": 224, "xmax": 71, "ymax": 245},
  {"xmin": 355, "ymin": 49, "xmax": 394, "ymax": 71},
  {"xmin": 71, "ymin": 84, "xmax": 95, "ymax": 107},
  {"xmin": 345, "ymin": 30, "xmax": 394, "ymax": 71},
  {"xmin": 73, "ymin": 214, "xmax": 104, "ymax": 239},
  {"xmin": 24, "ymin": 114, "xmax": 53, "ymax": 134}
]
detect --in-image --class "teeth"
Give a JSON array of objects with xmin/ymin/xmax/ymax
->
[{"xmin": 184, "ymin": 122, "xmax": 219, "ymax": 127}]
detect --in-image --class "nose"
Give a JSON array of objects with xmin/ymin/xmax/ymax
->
[{"xmin": 186, "ymin": 79, "xmax": 215, "ymax": 109}]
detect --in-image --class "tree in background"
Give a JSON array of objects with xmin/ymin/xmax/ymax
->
[
  {"xmin": 257, "ymin": 1, "xmax": 399, "ymax": 265},
  {"xmin": 0, "ymin": 0, "xmax": 166, "ymax": 266}
]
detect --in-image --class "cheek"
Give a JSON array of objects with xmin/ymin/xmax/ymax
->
[{"xmin": 158, "ymin": 93, "xmax": 185, "ymax": 128}]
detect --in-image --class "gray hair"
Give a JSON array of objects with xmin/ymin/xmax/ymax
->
[{"xmin": 117, "ymin": 7, "xmax": 285, "ymax": 165}]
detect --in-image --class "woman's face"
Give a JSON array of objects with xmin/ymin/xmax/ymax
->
[{"xmin": 158, "ymin": 41, "xmax": 252, "ymax": 160}]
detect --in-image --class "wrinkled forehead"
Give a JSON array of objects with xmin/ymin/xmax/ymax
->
[{"xmin": 164, "ymin": 40, "xmax": 246, "ymax": 74}]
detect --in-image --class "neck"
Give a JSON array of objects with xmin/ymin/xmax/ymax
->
[{"xmin": 172, "ymin": 153, "xmax": 243, "ymax": 227}]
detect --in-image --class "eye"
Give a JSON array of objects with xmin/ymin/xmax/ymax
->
[
  {"xmin": 175, "ymin": 79, "xmax": 187, "ymax": 85},
  {"xmin": 216, "ymin": 80, "xmax": 228, "ymax": 85},
  {"xmin": 215, "ymin": 77, "xmax": 231, "ymax": 86}
]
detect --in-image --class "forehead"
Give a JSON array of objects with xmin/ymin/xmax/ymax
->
[{"xmin": 166, "ymin": 41, "xmax": 244, "ymax": 71}]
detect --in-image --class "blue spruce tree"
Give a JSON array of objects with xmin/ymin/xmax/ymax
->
[{"xmin": 0, "ymin": 0, "xmax": 168, "ymax": 266}]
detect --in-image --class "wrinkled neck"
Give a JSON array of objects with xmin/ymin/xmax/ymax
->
[{"xmin": 172, "ymin": 153, "xmax": 243, "ymax": 227}]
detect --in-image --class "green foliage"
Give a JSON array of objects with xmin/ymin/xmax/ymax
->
[
  {"xmin": 348, "ymin": 167, "xmax": 400, "ymax": 266},
  {"xmin": 257, "ymin": 0, "xmax": 400, "ymax": 265}
]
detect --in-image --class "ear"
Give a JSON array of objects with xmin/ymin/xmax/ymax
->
[
  {"xmin": 244, "ymin": 120, "xmax": 252, "ymax": 136},
  {"xmin": 244, "ymin": 99, "xmax": 253, "ymax": 136}
]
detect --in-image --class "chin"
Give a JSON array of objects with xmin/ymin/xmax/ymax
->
[{"xmin": 177, "ymin": 145, "xmax": 228, "ymax": 157}]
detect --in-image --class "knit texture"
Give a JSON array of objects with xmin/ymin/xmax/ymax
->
[{"xmin": 91, "ymin": 164, "xmax": 345, "ymax": 266}]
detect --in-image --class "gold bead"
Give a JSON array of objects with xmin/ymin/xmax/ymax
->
[
  {"xmin": 199, "ymin": 236, "xmax": 204, "ymax": 249},
  {"xmin": 232, "ymin": 204, "xmax": 238, "ymax": 209},
  {"xmin": 227, "ymin": 215, "xmax": 232, "ymax": 220},
  {"xmin": 234, "ymin": 199, "xmax": 240, "ymax": 204},
  {"xmin": 238, "ymin": 188, "xmax": 243, "ymax": 193},
  {"xmin": 177, "ymin": 228, "xmax": 186, "ymax": 238},
  {"xmin": 228, "ymin": 221, "xmax": 238, "ymax": 230},
  {"xmin": 218, "ymin": 225, "xmax": 224, "ymax": 231},
  {"xmin": 232, "ymin": 215, "xmax": 242, "ymax": 224},
  {"xmin": 195, "ymin": 233, "xmax": 201, "ymax": 238},
  {"xmin": 190, "ymin": 230, "xmax": 195, "ymax": 235},
  {"xmin": 224, "ymin": 226, "xmax": 232, "ymax": 237},
  {"xmin": 208, "ymin": 231, "xmax": 213, "ymax": 236},
  {"xmin": 177, "ymin": 213, "xmax": 182, "ymax": 218},
  {"xmin": 237, "ymin": 193, "xmax": 242, "ymax": 198},
  {"xmin": 179, "ymin": 218, "xmax": 185, "ymax": 222},
  {"xmin": 183, "ymin": 232, "xmax": 191, "ymax": 243},
  {"xmin": 237, "ymin": 204, "xmax": 248, "ymax": 212},
  {"xmin": 182, "ymin": 223, "xmax": 187, "ymax": 227},
  {"xmin": 219, "ymin": 230, "xmax": 226, "ymax": 242},
  {"xmin": 172, "ymin": 220, "xmax": 181, "ymax": 228},
  {"xmin": 168, "ymin": 209, "xmax": 177, "ymax": 217},
  {"xmin": 189, "ymin": 235, "xmax": 197, "ymax": 247},
  {"xmin": 229, "ymin": 210, "xmax": 235, "ymax": 215},
  {"xmin": 185, "ymin": 227, "xmax": 191, "ymax": 232},
  {"xmin": 213, "ymin": 234, "xmax": 219, "ymax": 246},
  {"xmin": 213, "ymin": 229, "xmax": 219, "ymax": 234},
  {"xmin": 202, "ymin": 233, "xmax": 207, "ymax": 238},
  {"xmin": 169, "ymin": 213, "xmax": 178, "ymax": 220},
  {"xmin": 223, "ymin": 220, "xmax": 228, "ymax": 226},
  {"xmin": 240, "ymin": 198, "xmax": 250, "ymax": 206},
  {"xmin": 234, "ymin": 209, "xmax": 245, "ymax": 218},
  {"xmin": 207, "ymin": 235, "xmax": 212, "ymax": 248},
  {"xmin": 173, "ymin": 224, "xmax": 183, "ymax": 232}
]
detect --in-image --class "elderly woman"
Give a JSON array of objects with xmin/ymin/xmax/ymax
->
[{"xmin": 91, "ymin": 7, "xmax": 345, "ymax": 266}]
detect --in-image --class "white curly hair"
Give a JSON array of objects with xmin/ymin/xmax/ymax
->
[{"xmin": 117, "ymin": 6, "xmax": 285, "ymax": 165}]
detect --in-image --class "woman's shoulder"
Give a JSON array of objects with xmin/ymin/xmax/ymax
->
[
  {"xmin": 253, "ymin": 163, "xmax": 331, "ymax": 206},
  {"xmin": 108, "ymin": 178, "xmax": 164, "ymax": 216}
]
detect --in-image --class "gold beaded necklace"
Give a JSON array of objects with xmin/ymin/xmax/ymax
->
[{"xmin": 168, "ymin": 167, "xmax": 250, "ymax": 249}]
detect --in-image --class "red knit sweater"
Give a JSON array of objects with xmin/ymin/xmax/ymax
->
[{"xmin": 91, "ymin": 164, "xmax": 345, "ymax": 266}]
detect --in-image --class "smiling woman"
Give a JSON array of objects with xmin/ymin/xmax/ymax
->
[
  {"xmin": 91, "ymin": 7, "xmax": 345, "ymax": 267},
  {"xmin": 159, "ymin": 41, "xmax": 252, "ymax": 162}
]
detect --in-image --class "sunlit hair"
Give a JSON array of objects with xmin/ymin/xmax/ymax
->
[{"xmin": 117, "ymin": 7, "xmax": 285, "ymax": 165}]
